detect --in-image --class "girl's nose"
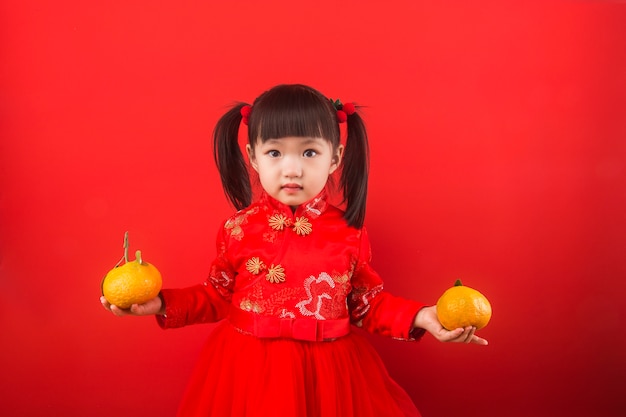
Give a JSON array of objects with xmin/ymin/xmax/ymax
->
[{"xmin": 282, "ymin": 156, "xmax": 302, "ymax": 177}]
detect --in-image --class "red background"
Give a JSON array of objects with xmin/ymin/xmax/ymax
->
[{"xmin": 1, "ymin": 1, "xmax": 625, "ymax": 416}]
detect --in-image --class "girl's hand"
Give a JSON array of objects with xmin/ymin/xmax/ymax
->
[
  {"xmin": 100, "ymin": 295, "xmax": 164, "ymax": 317},
  {"xmin": 414, "ymin": 305, "xmax": 488, "ymax": 346}
]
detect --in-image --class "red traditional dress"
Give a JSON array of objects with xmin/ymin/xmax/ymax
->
[{"xmin": 158, "ymin": 190, "xmax": 425, "ymax": 417}]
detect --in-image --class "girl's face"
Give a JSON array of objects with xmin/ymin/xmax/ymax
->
[{"xmin": 247, "ymin": 136, "xmax": 343, "ymax": 208}]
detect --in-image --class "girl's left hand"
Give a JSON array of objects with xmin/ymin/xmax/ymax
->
[
  {"xmin": 414, "ymin": 305, "xmax": 489, "ymax": 346},
  {"xmin": 100, "ymin": 295, "xmax": 164, "ymax": 317}
]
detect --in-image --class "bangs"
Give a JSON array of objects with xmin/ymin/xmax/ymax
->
[{"xmin": 248, "ymin": 84, "xmax": 340, "ymax": 144}]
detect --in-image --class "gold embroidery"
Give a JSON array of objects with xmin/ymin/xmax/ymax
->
[
  {"xmin": 245, "ymin": 257, "xmax": 266, "ymax": 275},
  {"xmin": 240, "ymin": 299, "xmax": 264, "ymax": 313},
  {"xmin": 225, "ymin": 215, "xmax": 246, "ymax": 240},
  {"xmin": 293, "ymin": 216, "xmax": 312, "ymax": 235},
  {"xmin": 268, "ymin": 214, "xmax": 289, "ymax": 231},
  {"xmin": 268, "ymin": 213, "xmax": 312, "ymax": 236},
  {"xmin": 266, "ymin": 264, "xmax": 286, "ymax": 284},
  {"xmin": 333, "ymin": 272, "xmax": 350, "ymax": 284},
  {"xmin": 226, "ymin": 224, "xmax": 243, "ymax": 240},
  {"xmin": 225, "ymin": 207, "xmax": 259, "ymax": 241}
]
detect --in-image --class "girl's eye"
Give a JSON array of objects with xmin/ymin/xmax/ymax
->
[
  {"xmin": 267, "ymin": 150, "xmax": 281, "ymax": 158},
  {"xmin": 303, "ymin": 149, "xmax": 317, "ymax": 158}
]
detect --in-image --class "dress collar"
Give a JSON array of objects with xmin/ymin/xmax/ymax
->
[{"xmin": 260, "ymin": 188, "xmax": 329, "ymax": 220}]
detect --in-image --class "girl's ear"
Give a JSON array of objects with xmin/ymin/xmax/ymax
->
[
  {"xmin": 329, "ymin": 144, "xmax": 344, "ymax": 175},
  {"xmin": 246, "ymin": 144, "xmax": 259, "ymax": 173}
]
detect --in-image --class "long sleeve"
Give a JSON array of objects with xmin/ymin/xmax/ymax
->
[
  {"xmin": 156, "ymin": 284, "xmax": 231, "ymax": 329},
  {"xmin": 348, "ymin": 228, "xmax": 426, "ymax": 341},
  {"xmin": 157, "ymin": 225, "xmax": 235, "ymax": 329}
]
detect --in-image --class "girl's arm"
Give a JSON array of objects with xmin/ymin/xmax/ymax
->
[
  {"xmin": 349, "ymin": 227, "xmax": 488, "ymax": 345},
  {"xmin": 157, "ymin": 225, "xmax": 235, "ymax": 329},
  {"xmin": 348, "ymin": 228, "xmax": 425, "ymax": 340},
  {"xmin": 156, "ymin": 283, "xmax": 231, "ymax": 328},
  {"xmin": 99, "ymin": 282, "xmax": 230, "ymax": 328}
]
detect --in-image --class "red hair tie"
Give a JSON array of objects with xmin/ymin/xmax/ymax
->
[
  {"xmin": 240, "ymin": 105, "xmax": 252, "ymax": 125},
  {"xmin": 330, "ymin": 99, "xmax": 356, "ymax": 123}
]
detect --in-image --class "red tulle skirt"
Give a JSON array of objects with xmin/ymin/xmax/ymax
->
[{"xmin": 176, "ymin": 320, "xmax": 421, "ymax": 417}]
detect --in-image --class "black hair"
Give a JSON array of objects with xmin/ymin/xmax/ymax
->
[{"xmin": 213, "ymin": 84, "xmax": 369, "ymax": 228}]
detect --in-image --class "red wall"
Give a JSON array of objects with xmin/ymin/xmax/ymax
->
[{"xmin": 1, "ymin": 1, "xmax": 625, "ymax": 416}]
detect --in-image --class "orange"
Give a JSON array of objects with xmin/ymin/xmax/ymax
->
[
  {"xmin": 436, "ymin": 279, "xmax": 492, "ymax": 330},
  {"xmin": 101, "ymin": 233, "xmax": 162, "ymax": 309}
]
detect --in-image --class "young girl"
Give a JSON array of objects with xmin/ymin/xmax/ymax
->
[{"xmin": 101, "ymin": 84, "xmax": 488, "ymax": 417}]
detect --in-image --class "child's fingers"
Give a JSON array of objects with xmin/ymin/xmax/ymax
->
[
  {"xmin": 440, "ymin": 327, "xmax": 464, "ymax": 342},
  {"xmin": 437, "ymin": 325, "xmax": 489, "ymax": 345},
  {"xmin": 100, "ymin": 296, "xmax": 128, "ymax": 316},
  {"xmin": 459, "ymin": 326, "xmax": 489, "ymax": 345},
  {"xmin": 110, "ymin": 304, "xmax": 131, "ymax": 317},
  {"xmin": 129, "ymin": 297, "xmax": 161, "ymax": 316},
  {"xmin": 463, "ymin": 327, "xmax": 476, "ymax": 343},
  {"xmin": 444, "ymin": 326, "xmax": 474, "ymax": 343},
  {"xmin": 471, "ymin": 334, "xmax": 489, "ymax": 346},
  {"xmin": 130, "ymin": 303, "xmax": 150, "ymax": 315},
  {"xmin": 470, "ymin": 335, "xmax": 489, "ymax": 346},
  {"xmin": 100, "ymin": 296, "xmax": 112, "ymax": 311}
]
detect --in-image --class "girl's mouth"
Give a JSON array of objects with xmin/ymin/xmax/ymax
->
[{"xmin": 282, "ymin": 184, "xmax": 302, "ymax": 193}]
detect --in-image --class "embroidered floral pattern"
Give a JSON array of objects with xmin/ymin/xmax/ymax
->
[
  {"xmin": 350, "ymin": 283, "xmax": 384, "ymax": 321},
  {"xmin": 295, "ymin": 272, "xmax": 335, "ymax": 319},
  {"xmin": 224, "ymin": 207, "xmax": 258, "ymax": 240},
  {"xmin": 263, "ymin": 231, "xmax": 278, "ymax": 243},
  {"xmin": 245, "ymin": 256, "xmax": 290, "ymax": 284},
  {"xmin": 333, "ymin": 272, "xmax": 350, "ymax": 285},
  {"xmin": 224, "ymin": 218, "xmax": 244, "ymax": 240},
  {"xmin": 279, "ymin": 309, "xmax": 296, "ymax": 318},
  {"xmin": 240, "ymin": 299, "xmax": 264, "ymax": 313},
  {"xmin": 266, "ymin": 264, "xmax": 286, "ymax": 284},
  {"xmin": 267, "ymin": 213, "xmax": 312, "ymax": 236},
  {"xmin": 268, "ymin": 214, "xmax": 289, "ymax": 231},
  {"xmin": 207, "ymin": 262, "xmax": 235, "ymax": 300},
  {"xmin": 245, "ymin": 257, "xmax": 266, "ymax": 275},
  {"xmin": 293, "ymin": 216, "xmax": 312, "ymax": 235},
  {"xmin": 303, "ymin": 196, "xmax": 326, "ymax": 217}
]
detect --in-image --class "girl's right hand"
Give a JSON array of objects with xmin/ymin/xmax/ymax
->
[
  {"xmin": 414, "ymin": 305, "xmax": 488, "ymax": 345},
  {"xmin": 100, "ymin": 295, "xmax": 164, "ymax": 317}
]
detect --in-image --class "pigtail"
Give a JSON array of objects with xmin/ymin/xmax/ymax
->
[
  {"xmin": 341, "ymin": 109, "xmax": 369, "ymax": 229},
  {"xmin": 213, "ymin": 103, "xmax": 252, "ymax": 210}
]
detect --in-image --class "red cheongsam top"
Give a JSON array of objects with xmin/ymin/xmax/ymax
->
[{"xmin": 157, "ymin": 190, "xmax": 425, "ymax": 342}]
